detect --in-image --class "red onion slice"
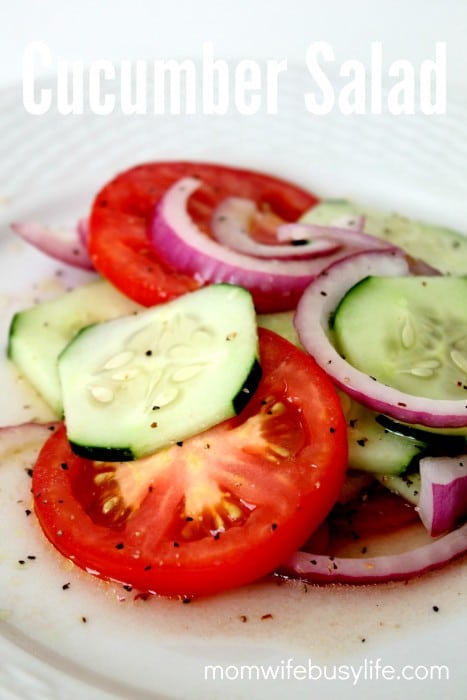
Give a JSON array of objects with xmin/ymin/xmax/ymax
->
[
  {"xmin": 279, "ymin": 521, "xmax": 467, "ymax": 583},
  {"xmin": 77, "ymin": 217, "xmax": 90, "ymax": 246},
  {"xmin": 150, "ymin": 178, "xmax": 396, "ymax": 311},
  {"xmin": 211, "ymin": 197, "xmax": 341, "ymax": 259},
  {"xmin": 11, "ymin": 221, "xmax": 94, "ymax": 270},
  {"xmin": 418, "ymin": 455, "xmax": 467, "ymax": 536},
  {"xmin": 278, "ymin": 221, "xmax": 388, "ymax": 249},
  {"xmin": 0, "ymin": 422, "xmax": 59, "ymax": 459},
  {"xmin": 294, "ymin": 250, "xmax": 467, "ymax": 428}
]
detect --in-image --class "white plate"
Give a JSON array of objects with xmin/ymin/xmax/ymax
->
[{"xmin": 0, "ymin": 69, "xmax": 466, "ymax": 700}]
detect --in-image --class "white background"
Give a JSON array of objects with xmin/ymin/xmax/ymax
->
[{"xmin": 1, "ymin": 0, "xmax": 467, "ymax": 89}]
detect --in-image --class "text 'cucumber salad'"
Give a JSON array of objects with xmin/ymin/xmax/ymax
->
[{"xmin": 4, "ymin": 161, "xmax": 467, "ymax": 598}]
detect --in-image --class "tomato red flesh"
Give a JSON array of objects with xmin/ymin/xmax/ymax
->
[
  {"xmin": 88, "ymin": 162, "xmax": 319, "ymax": 311},
  {"xmin": 32, "ymin": 329, "xmax": 346, "ymax": 598}
]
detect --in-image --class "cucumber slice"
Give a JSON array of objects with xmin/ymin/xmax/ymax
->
[
  {"xmin": 338, "ymin": 391, "xmax": 425, "ymax": 475},
  {"xmin": 376, "ymin": 472, "xmax": 421, "ymax": 506},
  {"xmin": 333, "ymin": 276, "xmax": 467, "ymax": 402},
  {"xmin": 8, "ymin": 279, "xmax": 142, "ymax": 415},
  {"xmin": 58, "ymin": 284, "xmax": 261, "ymax": 460},
  {"xmin": 301, "ymin": 199, "xmax": 467, "ymax": 275}
]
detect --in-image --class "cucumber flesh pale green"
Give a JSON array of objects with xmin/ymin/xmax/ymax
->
[
  {"xmin": 8, "ymin": 279, "xmax": 142, "ymax": 415},
  {"xmin": 58, "ymin": 284, "xmax": 261, "ymax": 461},
  {"xmin": 333, "ymin": 276, "xmax": 467, "ymax": 404}
]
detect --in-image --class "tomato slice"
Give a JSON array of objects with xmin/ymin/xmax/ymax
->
[
  {"xmin": 88, "ymin": 162, "xmax": 319, "ymax": 312},
  {"xmin": 32, "ymin": 329, "xmax": 346, "ymax": 598}
]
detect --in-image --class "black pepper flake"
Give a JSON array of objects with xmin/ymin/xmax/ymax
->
[
  {"xmin": 320, "ymin": 290, "xmax": 327, "ymax": 297},
  {"xmin": 361, "ymin": 638, "xmax": 366, "ymax": 643},
  {"xmin": 144, "ymin": 565, "xmax": 152, "ymax": 571},
  {"xmin": 27, "ymin": 555, "xmax": 36, "ymax": 560},
  {"xmin": 26, "ymin": 468, "xmax": 33, "ymax": 478},
  {"xmin": 239, "ymin": 615, "xmax": 248, "ymax": 623},
  {"xmin": 271, "ymin": 523, "xmax": 278, "ymax": 531},
  {"xmin": 18, "ymin": 560, "xmax": 25, "ymax": 565},
  {"xmin": 185, "ymin": 516, "xmax": 194, "ymax": 522},
  {"xmin": 213, "ymin": 532, "xmax": 220, "ymax": 540},
  {"xmin": 173, "ymin": 541, "xmax": 180, "ymax": 547},
  {"xmin": 123, "ymin": 584, "xmax": 133, "ymax": 592},
  {"xmin": 176, "ymin": 441, "xmax": 184, "ymax": 447},
  {"xmin": 115, "ymin": 542, "xmax": 125, "ymax": 550},
  {"xmin": 60, "ymin": 462, "xmax": 69, "ymax": 470},
  {"xmin": 361, "ymin": 546, "xmax": 367, "ymax": 554},
  {"xmin": 62, "ymin": 582, "xmax": 70, "ymax": 590},
  {"xmin": 357, "ymin": 438, "xmax": 368, "ymax": 447},
  {"xmin": 329, "ymin": 426, "xmax": 336, "ymax": 434},
  {"xmin": 150, "ymin": 422, "xmax": 158, "ymax": 428},
  {"xmin": 145, "ymin": 350, "xmax": 153, "ymax": 356},
  {"xmin": 182, "ymin": 597, "xmax": 191, "ymax": 604},
  {"xmin": 432, "ymin": 605, "xmax": 439, "ymax": 612},
  {"xmin": 310, "ymin": 559, "xmax": 317, "ymax": 565},
  {"xmin": 25, "ymin": 509, "xmax": 31, "ymax": 516},
  {"xmin": 261, "ymin": 613, "xmax": 273, "ymax": 620},
  {"xmin": 152, "ymin": 405, "xmax": 160, "ymax": 411},
  {"xmin": 81, "ymin": 616, "xmax": 88, "ymax": 623}
]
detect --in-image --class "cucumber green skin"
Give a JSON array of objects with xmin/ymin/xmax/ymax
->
[
  {"xmin": 8, "ymin": 279, "xmax": 142, "ymax": 415},
  {"xmin": 58, "ymin": 284, "xmax": 260, "ymax": 461},
  {"xmin": 376, "ymin": 414, "xmax": 466, "ymax": 454},
  {"xmin": 301, "ymin": 199, "xmax": 467, "ymax": 275}
]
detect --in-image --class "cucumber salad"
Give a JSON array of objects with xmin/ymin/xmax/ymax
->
[{"xmin": 4, "ymin": 161, "xmax": 467, "ymax": 598}]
